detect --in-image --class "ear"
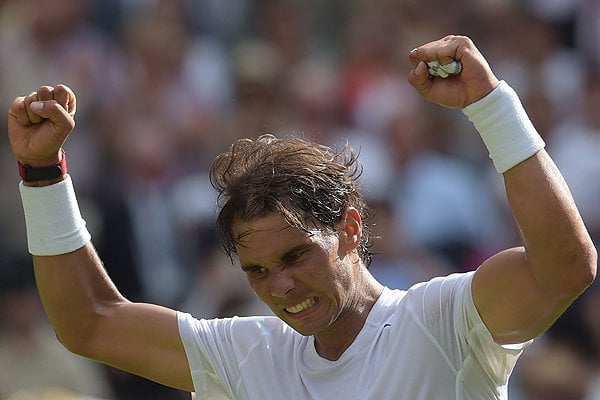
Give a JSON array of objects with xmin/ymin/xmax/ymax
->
[{"xmin": 339, "ymin": 207, "xmax": 363, "ymax": 253}]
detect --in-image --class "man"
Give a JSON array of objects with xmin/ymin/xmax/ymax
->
[{"xmin": 7, "ymin": 36, "xmax": 596, "ymax": 399}]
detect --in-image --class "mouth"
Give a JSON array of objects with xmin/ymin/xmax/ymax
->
[{"xmin": 284, "ymin": 297, "xmax": 318, "ymax": 315}]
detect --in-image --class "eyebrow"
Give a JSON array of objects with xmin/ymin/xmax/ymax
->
[{"xmin": 240, "ymin": 243, "xmax": 312, "ymax": 272}]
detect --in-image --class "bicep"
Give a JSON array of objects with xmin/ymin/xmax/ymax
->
[
  {"xmin": 83, "ymin": 302, "xmax": 193, "ymax": 392},
  {"xmin": 472, "ymin": 247, "xmax": 578, "ymax": 345}
]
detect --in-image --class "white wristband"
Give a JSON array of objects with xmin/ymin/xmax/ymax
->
[
  {"xmin": 462, "ymin": 80, "xmax": 545, "ymax": 173},
  {"xmin": 19, "ymin": 174, "xmax": 91, "ymax": 256}
]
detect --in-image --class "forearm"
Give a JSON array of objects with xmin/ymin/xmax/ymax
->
[
  {"xmin": 33, "ymin": 242, "xmax": 192, "ymax": 390},
  {"xmin": 34, "ymin": 243, "xmax": 127, "ymax": 350},
  {"xmin": 463, "ymin": 80, "xmax": 596, "ymax": 297},
  {"xmin": 20, "ymin": 174, "xmax": 128, "ymax": 352},
  {"xmin": 504, "ymin": 151, "xmax": 597, "ymax": 293},
  {"xmin": 8, "ymin": 86, "xmax": 192, "ymax": 390},
  {"xmin": 410, "ymin": 35, "xmax": 597, "ymax": 344}
]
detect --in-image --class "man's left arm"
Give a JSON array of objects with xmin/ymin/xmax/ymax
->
[
  {"xmin": 471, "ymin": 149, "xmax": 596, "ymax": 344},
  {"xmin": 408, "ymin": 35, "xmax": 597, "ymax": 345}
]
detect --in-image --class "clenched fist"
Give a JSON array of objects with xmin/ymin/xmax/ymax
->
[
  {"xmin": 7, "ymin": 84, "xmax": 76, "ymax": 167},
  {"xmin": 408, "ymin": 35, "xmax": 500, "ymax": 108}
]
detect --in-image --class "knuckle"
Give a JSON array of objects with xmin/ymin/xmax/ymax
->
[
  {"xmin": 457, "ymin": 35, "xmax": 473, "ymax": 46},
  {"xmin": 46, "ymin": 100, "xmax": 60, "ymax": 110},
  {"xmin": 56, "ymin": 84, "xmax": 73, "ymax": 96},
  {"xmin": 54, "ymin": 85, "xmax": 66, "ymax": 96},
  {"xmin": 25, "ymin": 91, "xmax": 38, "ymax": 103},
  {"xmin": 15, "ymin": 100, "xmax": 27, "ymax": 113}
]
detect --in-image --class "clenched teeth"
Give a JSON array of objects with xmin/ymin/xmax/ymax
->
[{"xmin": 285, "ymin": 297, "xmax": 317, "ymax": 314}]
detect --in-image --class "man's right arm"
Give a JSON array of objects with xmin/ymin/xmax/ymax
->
[
  {"xmin": 8, "ymin": 85, "xmax": 194, "ymax": 392},
  {"xmin": 34, "ymin": 244, "xmax": 193, "ymax": 391}
]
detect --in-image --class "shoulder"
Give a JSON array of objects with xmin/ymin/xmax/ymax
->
[
  {"xmin": 407, "ymin": 271, "xmax": 475, "ymax": 299},
  {"xmin": 179, "ymin": 312, "xmax": 289, "ymax": 333},
  {"xmin": 178, "ymin": 312, "xmax": 299, "ymax": 347},
  {"xmin": 400, "ymin": 272, "xmax": 476, "ymax": 324},
  {"xmin": 371, "ymin": 272, "xmax": 475, "ymax": 321}
]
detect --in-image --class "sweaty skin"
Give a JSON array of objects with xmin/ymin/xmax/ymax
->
[
  {"xmin": 235, "ymin": 211, "xmax": 383, "ymax": 361},
  {"xmin": 5, "ymin": 35, "xmax": 596, "ymax": 394}
]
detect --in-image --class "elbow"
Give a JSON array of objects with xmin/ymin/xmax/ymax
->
[
  {"xmin": 53, "ymin": 300, "xmax": 128, "ymax": 357},
  {"xmin": 583, "ymin": 245, "xmax": 598, "ymax": 286},
  {"xmin": 566, "ymin": 243, "xmax": 597, "ymax": 295},
  {"xmin": 53, "ymin": 313, "xmax": 100, "ymax": 357},
  {"xmin": 538, "ymin": 241, "xmax": 598, "ymax": 298},
  {"xmin": 55, "ymin": 331, "xmax": 86, "ymax": 355}
]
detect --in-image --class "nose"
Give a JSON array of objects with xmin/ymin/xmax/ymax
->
[{"xmin": 270, "ymin": 269, "xmax": 295, "ymax": 297}]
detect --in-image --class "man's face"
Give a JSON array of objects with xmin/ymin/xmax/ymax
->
[{"xmin": 234, "ymin": 213, "xmax": 358, "ymax": 336}]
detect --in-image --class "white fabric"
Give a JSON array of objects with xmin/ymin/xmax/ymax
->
[
  {"xmin": 462, "ymin": 80, "xmax": 545, "ymax": 173},
  {"xmin": 19, "ymin": 174, "xmax": 91, "ymax": 256},
  {"xmin": 178, "ymin": 272, "xmax": 530, "ymax": 399}
]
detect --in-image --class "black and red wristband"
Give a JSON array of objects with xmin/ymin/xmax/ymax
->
[{"xmin": 18, "ymin": 150, "xmax": 68, "ymax": 182}]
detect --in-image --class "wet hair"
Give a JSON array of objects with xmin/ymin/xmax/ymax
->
[{"xmin": 210, "ymin": 134, "xmax": 374, "ymax": 266}]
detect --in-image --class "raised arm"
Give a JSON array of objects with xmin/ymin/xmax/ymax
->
[
  {"xmin": 7, "ymin": 85, "xmax": 193, "ymax": 391},
  {"xmin": 408, "ymin": 36, "xmax": 597, "ymax": 344}
]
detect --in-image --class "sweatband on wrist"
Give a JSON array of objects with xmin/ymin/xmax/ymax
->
[
  {"xmin": 19, "ymin": 174, "xmax": 91, "ymax": 256},
  {"xmin": 462, "ymin": 80, "xmax": 545, "ymax": 173}
]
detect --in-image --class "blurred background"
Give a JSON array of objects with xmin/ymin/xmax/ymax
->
[{"xmin": 1, "ymin": 0, "xmax": 599, "ymax": 399}]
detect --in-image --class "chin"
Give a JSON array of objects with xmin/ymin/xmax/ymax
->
[
  {"xmin": 277, "ymin": 315, "xmax": 313, "ymax": 335},
  {"xmin": 288, "ymin": 319, "xmax": 328, "ymax": 337},
  {"xmin": 294, "ymin": 326, "xmax": 320, "ymax": 337}
]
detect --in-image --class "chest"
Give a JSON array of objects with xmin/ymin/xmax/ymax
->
[{"xmin": 234, "ymin": 320, "xmax": 460, "ymax": 400}]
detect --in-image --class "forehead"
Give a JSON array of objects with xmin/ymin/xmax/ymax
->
[{"xmin": 233, "ymin": 214, "xmax": 333, "ymax": 260}]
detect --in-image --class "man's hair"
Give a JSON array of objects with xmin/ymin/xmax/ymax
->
[{"xmin": 210, "ymin": 134, "xmax": 374, "ymax": 266}]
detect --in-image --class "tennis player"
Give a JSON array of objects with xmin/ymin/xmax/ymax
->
[{"xmin": 8, "ymin": 35, "xmax": 596, "ymax": 399}]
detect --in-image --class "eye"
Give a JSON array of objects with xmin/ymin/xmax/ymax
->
[
  {"xmin": 247, "ymin": 266, "xmax": 267, "ymax": 277},
  {"xmin": 286, "ymin": 250, "xmax": 307, "ymax": 264}
]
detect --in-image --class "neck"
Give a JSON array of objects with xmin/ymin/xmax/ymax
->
[{"xmin": 313, "ymin": 272, "xmax": 384, "ymax": 360}]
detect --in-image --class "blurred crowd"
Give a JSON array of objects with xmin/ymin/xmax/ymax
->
[{"xmin": 0, "ymin": 0, "xmax": 599, "ymax": 399}]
